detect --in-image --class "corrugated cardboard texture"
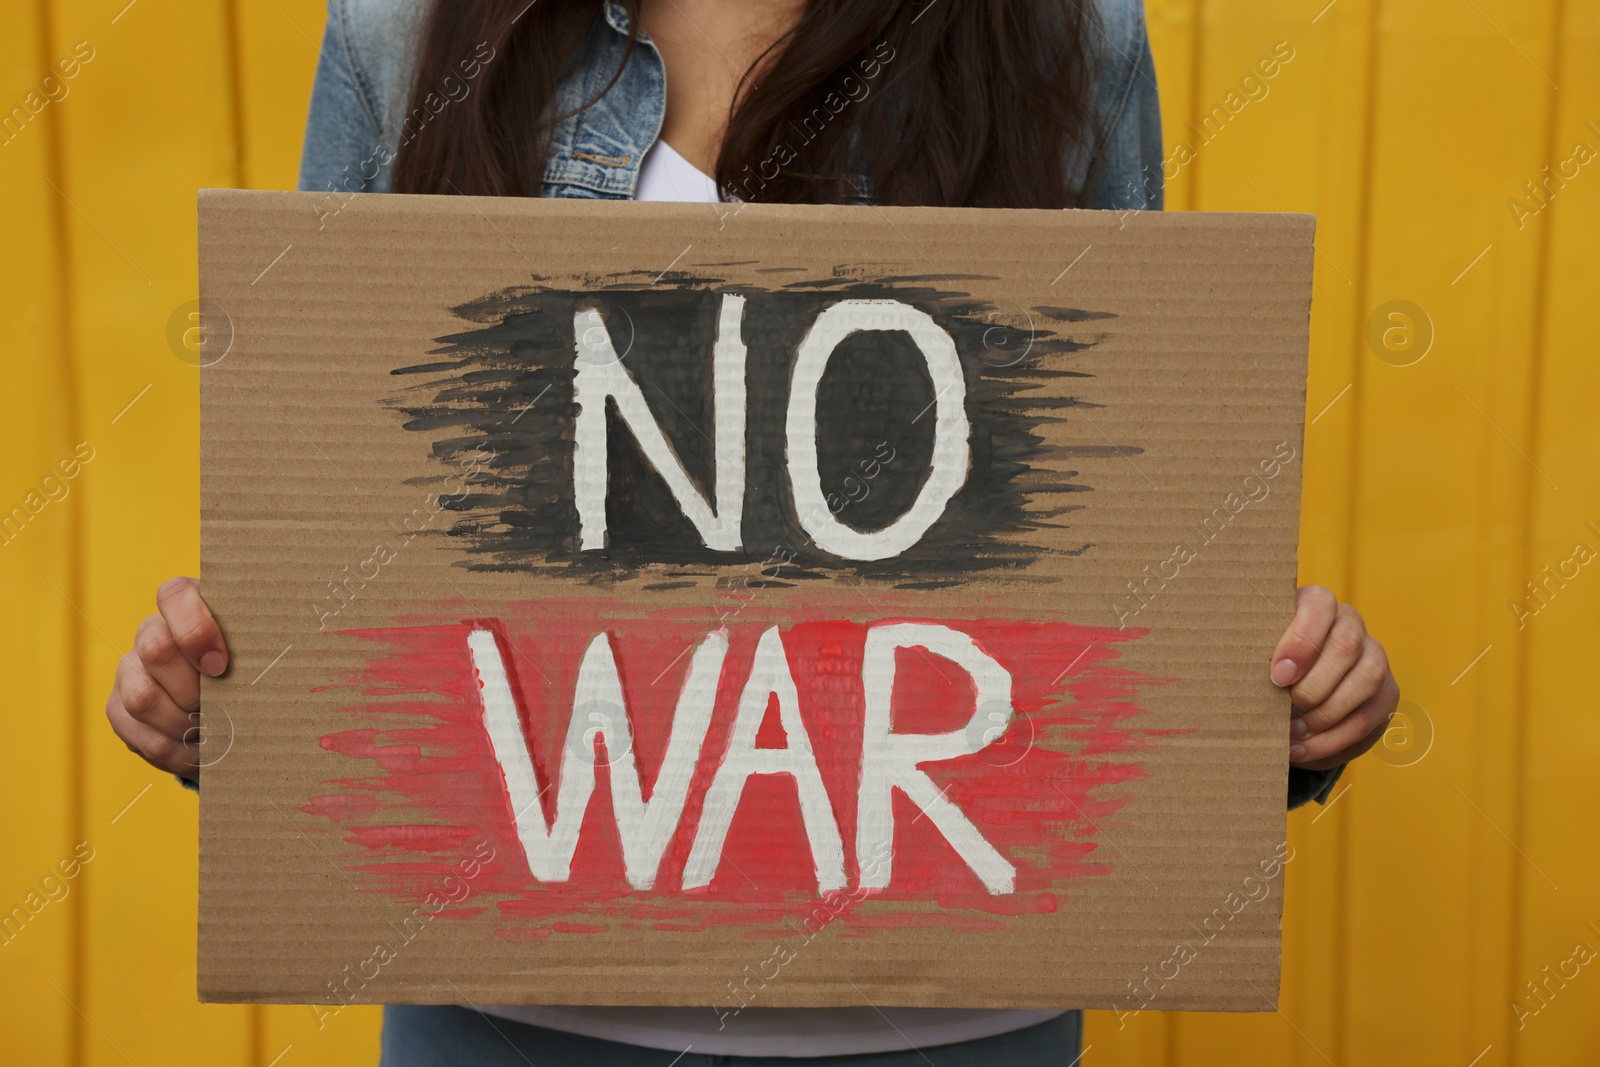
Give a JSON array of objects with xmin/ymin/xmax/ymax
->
[{"xmin": 197, "ymin": 190, "xmax": 1312, "ymax": 1011}]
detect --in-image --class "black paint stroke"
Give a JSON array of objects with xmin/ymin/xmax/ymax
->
[{"xmin": 387, "ymin": 273, "xmax": 1138, "ymax": 588}]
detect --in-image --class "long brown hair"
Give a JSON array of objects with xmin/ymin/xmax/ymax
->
[{"xmin": 392, "ymin": 0, "xmax": 1101, "ymax": 208}]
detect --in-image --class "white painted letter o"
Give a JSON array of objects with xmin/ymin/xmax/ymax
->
[{"xmin": 787, "ymin": 300, "xmax": 968, "ymax": 561}]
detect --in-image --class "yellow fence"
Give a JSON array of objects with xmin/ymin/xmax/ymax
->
[{"xmin": 3, "ymin": 0, "xmax": 1596, "ymax": 1063}]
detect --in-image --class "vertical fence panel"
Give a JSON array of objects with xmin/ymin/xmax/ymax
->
[
  {"xmin": 1509, "ymin": 2, "xmax": 1600, "ymax": 1064},
  {"xmin": 1146, "ymin": 0, "xmax": 1201, "ymax": 211},
  {"xmin": 1342, "ymin": 0, "xmax": 1560, "ymax": 1063},
  {"xmin": 42, "ymin": 0, "xmax": 251, "ymax": 1062},
  {"xmin": 233, "ymin": 0, "xmax": 321, "ymax": 192},
  {"xmin": 0, "ymin": 2, "xmax": 81, "ymax": 1063}
]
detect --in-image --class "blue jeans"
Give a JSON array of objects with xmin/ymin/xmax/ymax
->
[{"xmin": 380, "ymin": 1007, "xmax": 1082, "ymax": 1066}]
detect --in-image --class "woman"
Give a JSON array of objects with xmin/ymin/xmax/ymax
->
[{"xmin": 107, "ymin": 0, "xmax": 1398, "ymax": 1063}]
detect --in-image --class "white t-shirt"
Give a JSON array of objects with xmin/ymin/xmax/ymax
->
[
  {"xmin": 633, "ymin": 137, "xmax": 721, "ymax": 202},
  {"xmin": 475, "ymin": 138, "xmax": 1063, "ymax": 1057}
]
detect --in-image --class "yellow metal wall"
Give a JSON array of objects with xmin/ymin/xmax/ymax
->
[{"xmin": 1, "ymin": 1, "xmax": 1594, "ymax": 1063}]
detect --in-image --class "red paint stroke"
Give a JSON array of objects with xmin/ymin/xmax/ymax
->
[{"xmin": 303, "ymin": 597, "xmax": 1174, "ymax": 939}]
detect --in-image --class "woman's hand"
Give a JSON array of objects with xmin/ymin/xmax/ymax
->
[
  {"xmin": 1272, "ymin": 585, "xmax": 1399, "ymax": 772},
  {"xmin": 105, "ymin": 577, "xmax": 229, "ymax": 778}
]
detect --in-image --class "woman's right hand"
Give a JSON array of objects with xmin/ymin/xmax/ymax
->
[{"xmin": 105, "ymin": 576, "xmax": 229, "ymax": 778}]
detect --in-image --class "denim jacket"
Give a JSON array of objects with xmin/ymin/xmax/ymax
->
[
  {"xmin": 299, "ymin": 0, "xmax": 1164, "ymax": 207},
  {"xmin": 294, "ymin": 0, "xmax": 1338, "ymax": 811}
]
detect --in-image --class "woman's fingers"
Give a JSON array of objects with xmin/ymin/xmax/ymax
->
[
  {"xmin": 1294, "ymin": 634, "xmax": 1389, "ymax": 738},
  {"xmin": 102, "ymin": 575, "xmax": 224, "ymax": 776},
  {"xmin": 115, "ymin": 650, "xmax": 195, "ymax": 740},
  {"xmin": 1288, "ymin": 603, "xmax": 1367, "ymax": 712},
  {"xmin": 133, "ymin": 613, "xmax": 201, "ymax": 713},
  {"xmin": 1292, "ymin": 673, "xmax": 1399, "ymax": 769},
  {"xmin": 154, "ymin": 576, "xmax": 228, "ymax": 679},
  {"xmin": 1270, "ymin": 585, "xmax": 1339, "ymax": 688},
  {"xmin": 1275, "ymin": 585, "xmax": 1400, "ymax": 772},
  {"xmin": 106, "ymin": 688, "xmax": 197, "ymax": 775}
]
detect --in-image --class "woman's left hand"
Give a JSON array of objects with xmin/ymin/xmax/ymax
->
[{"xmin": 1271, "ymin": 585, "xmax": 1399, "ymax": 772}]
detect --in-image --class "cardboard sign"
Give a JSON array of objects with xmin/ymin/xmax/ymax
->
[{"xmin": 197, "ymin": 190, "xmax": 1312, "ymax": 1013}]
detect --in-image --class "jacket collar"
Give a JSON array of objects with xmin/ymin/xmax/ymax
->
[
  {"xmin": 540, "ymin": 1, "xmax": 876, "ymax": 205},
  {"xmin": 539, "ymin": 5, "xmax": 663, "ymax": 198}
]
